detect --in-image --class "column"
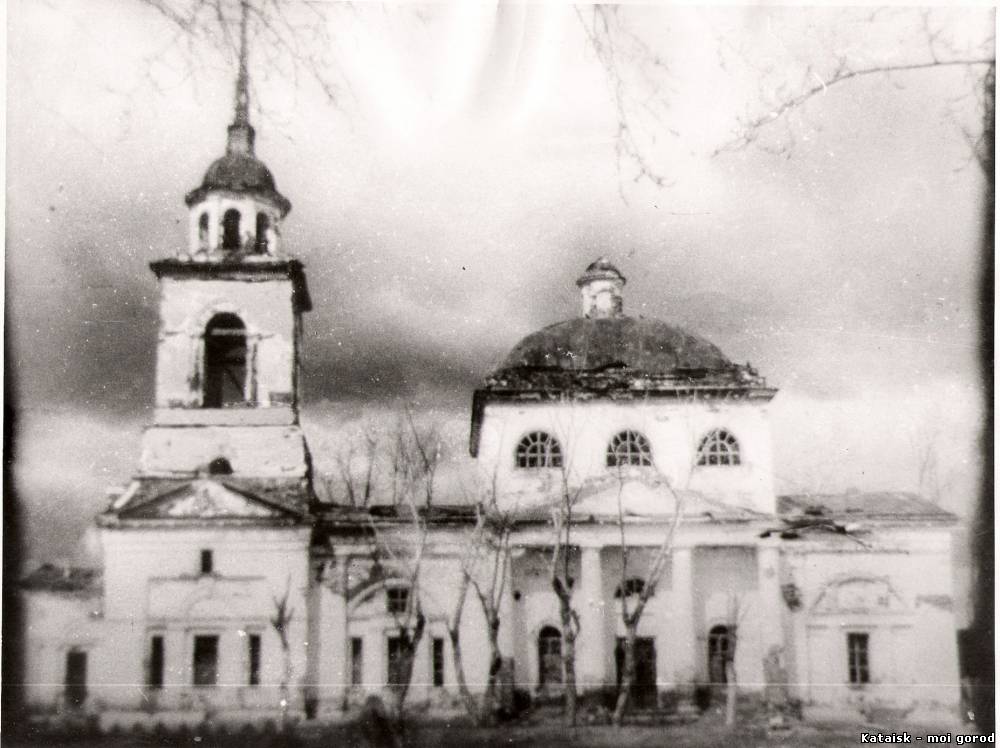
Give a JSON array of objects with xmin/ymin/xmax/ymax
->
[
  {"xmin": 670, "ymin": 547, "xmax": 696, "ymax": 696},
  {"xmin": 577, "ymin": 546, "xmax": 607, "ymax": 691},
  {"xmin": 756, "ymin": 544, "xmax": 785, "ymax": 707}
]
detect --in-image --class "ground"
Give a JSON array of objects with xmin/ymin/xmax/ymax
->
[{"xmin": 8, "ymin": 711, "xmax": 979, "ymax": 748}]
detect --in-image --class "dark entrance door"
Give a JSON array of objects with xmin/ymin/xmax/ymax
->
[
  {"xmin": 615, "ymin": 637, "xmax": 657, "ymax": 709},
  {"xmin": 65, "ymin": 649, "xmax": 87, "ymax": 707}
]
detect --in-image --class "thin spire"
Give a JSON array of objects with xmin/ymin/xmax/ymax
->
[{"xmin": 226, "ymin": 0, "xmax": 255, "ymax": 155}]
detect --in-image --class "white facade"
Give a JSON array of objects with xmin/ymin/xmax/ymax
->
[{"xmin": 19, "ymin": 76, "xmax": 964, "ymax": 731}]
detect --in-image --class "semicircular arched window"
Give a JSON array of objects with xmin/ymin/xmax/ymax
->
[
  {"xmin": 696, "ymin": 429, "xmax": 741, "ymax": 466},
  {"xmin": 515, "ymin": 432, "xmax": 563, "ymax": 469},
  {"xmin": 606, "ymin": 430, "xmax": 653, "ymax": 468}
]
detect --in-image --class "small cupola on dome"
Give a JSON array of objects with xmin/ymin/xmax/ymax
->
[
  {"xmin": 181, "ymin": 2, "xmax": 290, "ymax": 261},
  {"xmin": 576, "ymin": 257, "xmax": 626, "ymax": 319}
]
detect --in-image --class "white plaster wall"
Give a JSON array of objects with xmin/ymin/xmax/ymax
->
[
  {"xmin": 94, "ymin": 526, "xmax": 311, "ymax": 712},
  {"xmin": 477, "ymin": 399, "xmax": 775, "ymax": 514},
  {"xmin": 155, "ymin": 278, "xmax": 297, "ymax": 410},
  {"xmin": 785, "ymin": 527, "xmax": 960, "ymax": 711},
  {"xmin": 139, "ymin": 424, "xmax": 310, "ymax": 477}
]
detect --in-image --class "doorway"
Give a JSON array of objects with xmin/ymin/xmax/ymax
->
[{"xmin": 615, "ymin": 637, "xmax": 657, "ymax": 709}]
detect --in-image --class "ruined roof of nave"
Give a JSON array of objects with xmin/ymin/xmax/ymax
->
[{"xmin": 778, "ymin": 492, "xmax": 957, "ymax": 522}]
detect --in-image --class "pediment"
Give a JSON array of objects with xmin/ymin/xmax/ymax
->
[
  {"xmin": 121, "ymin": 479, "xmax": 293, "ymax": 520},
  {"xmin": 811, "ymin": 575, "xmax": 907, "ymax": 615}
]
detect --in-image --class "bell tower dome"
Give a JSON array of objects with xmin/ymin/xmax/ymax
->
[
  {"xmin": 182, "ymin": 2, "xmax": 290, "ymax": 260},
  {"xmin": 138, "ymin": 0, "xmax": 314, "ymax": 491}
]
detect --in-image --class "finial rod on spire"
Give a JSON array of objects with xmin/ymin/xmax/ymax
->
[
  {"xmin": 235, "ymin": 0, "xmax": 250, "ymax": 127},
  {"xmin": 226, "ymin": 0, "xmax": 255, "ymax": 155}
]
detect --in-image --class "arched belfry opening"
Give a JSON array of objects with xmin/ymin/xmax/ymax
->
[
  {"xmin": 198, "ymin": 212, "xmax": 210, "ymax": 250},
  {"xmin": 222, "ymin": 209, "xmax": 241, "ymax": 251},
  {"xmin": 203, "ymin": 313, "xmax": 247, "ymax": 408},
  {"xmin": 255, "ymin": 212, "xmax": 270, "ymax": 254}
]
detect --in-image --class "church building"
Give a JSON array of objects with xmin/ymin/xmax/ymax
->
[{"xmin": 19, "ymin": 34, "xmax": 963, "ymax": 730}]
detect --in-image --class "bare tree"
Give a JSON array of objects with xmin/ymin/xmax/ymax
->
[
  {"xmin": 269, "ymin": 577, "xmax": 295, "ymax": 731},
  {"xmin": 446, "ymin": 495, "xmax": 514, "ymax": 725},
  {"xmin": 722, "ymin": 594, "xmax": 747, "ymax": 728},
  {"xmin": 610, "ymin": 473, "xmax": 683, "ymax": 726},
  {"xmin": 364, "ymin": 411, "xmax": 443, "ymax": 716},
  {"xmin": 548, "ymin": 467, "xmax": 583, "ymax": 726},
  {"xmin": 575, "ymin": 6, "xmax": 994, "ymax": 184}
]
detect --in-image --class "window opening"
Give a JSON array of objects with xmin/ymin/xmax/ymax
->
[
  {"xmin": 148, "ymin": 636, "xmax": 164, "ymax": 690},
  {"xmin": 350, "ymin": 637, "xmax": 363, "ymax": 687},
  {"xmin": 248, "ymin": 633, "xmax": 261, "ymax": 686},
  {"xmin": 208, "ymin": 457, "xmax": 233, "ymax": 476},
  {"xmin": 538, "ymin": 626, "xmax": 563, "ymax": 687},
  {"xmin": 697, "ymin": 429, "xmax": 741, "ymax": 466},
  {"xmin": 614, "ymin": 577, "xmax": 647, "ymax": 599},
  {"xmin": 606, "ymin": 430, "xmax": 653, "ymax": 468},
  {"xmin": 848, "ymin": 633, "xmax": 870, "ymax": 685},
  {"xmin": 432, "ymin": 638, "xmax": 445, "ymax": 687},
  {"xmin": 515, "ymin": 431, "xmax": 563, "ymax": 468},
  {"xmin": 386, "ymin": 587, "xmax": 409, "ymax": 615},
  {"xmin": 255, "ymin": 212, "xmax": 270, "ymax": 253},
  {"xmin": 64, "ymin": 649, "xmax": 88, "ymax": 707},
  {"xmin": 200, "ymin": 549, "xmax": 214, "ymax": 575},
  {"xmin": 203, "ymin": 313, "xmax": 247, "ymax": 408},
  {"xmin": 222, "ymin": 209, "xmax": 241, "ymax": 250},
  {"xmin": 193, "ymin": 635, "xmax": 219, "ymax": 687}
]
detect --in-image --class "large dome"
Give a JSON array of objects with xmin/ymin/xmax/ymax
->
[{"xmin": 497, "ymin": 316, "xmax": 734, "ymax": 375}]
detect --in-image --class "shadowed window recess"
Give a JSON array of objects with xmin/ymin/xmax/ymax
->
[
  {"xmin": 350, "ymin": 638, "xmax": 363, "ymax": 687},
  {"xmin": 148, "ymin": 636, "xmax": 164, "ymax": 690},
  {"xmin": 607, "ymin": 430, "xmax": 653, "ymax": 468},
  {"xmin": 203, "ymin": 313, "xmax": 248, "ymax": 408},
  {"xmin": 247, "ymin": 633, "xmax": 261, "ymax": 686},
  {"xmin": 386, "ymin": 587, "xmax": 409, "ymax": 615},
  {"xmin": 255, "ymin": 212, "xmax": 270, "ymax": 253},
  {"xmin": 848, "ymin": 632, "xmax": 870, "ymax": 685},
  {"xmin": 697, "ymin": 429, "xmax": 741, "ymax": 466},
  {"xmin": 64, "ymin": 649, "xmax": 87, "ymax": 708},
  {"xmin": 614, "ymin": 577, "xmax": 647, "ymax": 599},
  {"xmin": 515, "ymin": 431, "xmax": 563, "ymax": 468}
]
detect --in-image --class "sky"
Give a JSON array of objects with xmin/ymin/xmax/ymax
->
[{"xmin": 6, "ymin": 1, "xmax": 993, "ymax": 569}]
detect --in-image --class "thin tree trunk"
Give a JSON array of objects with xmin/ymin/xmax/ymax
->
[
  {"xmin": 480, "ymin": 614, "xmax": 502, "ymax": 724},
  {"xmin": 612, "ymin": 625, "xmax": 637, "ymax": 726},
  {"xmin": 448, "ymin": 627, "xmax": 479, "ymax": 720},
  {"xmin": 557, "ymin": 590, "xmax": 578, "ymax": 726}
]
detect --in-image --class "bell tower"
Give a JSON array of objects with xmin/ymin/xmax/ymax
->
[{"xmin": 139, "ymin": 4, "xmax": 312, "ymax": 489}]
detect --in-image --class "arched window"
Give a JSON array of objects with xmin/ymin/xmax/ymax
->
[
  {"xmin": 198, "ymin": 212, "xmax": 210, "ymax": 250},
  {"xmin": 515, "ymin": 432, "xmax": 563, "ymax": 468},
  {"xmin": 222, "ymin": 209, "xmax": 241, "ymax": 251},
  {"xmin": 606, "ymin": 430, "xmax": 653, "ymax": 468},
  {"xmin": 538, "ymin": 626, "xmax": 563, "ymax": 687},
  {"xmin": 203, "ymin": 313, "xmax": 247, "ymax": 408},
  {"xmin": 208, "ymin": 457, "xmax": 233, "ymax": 475},
  {"xmin": 255, "ymin": 212, "xmax": 270, "ymax": 253},
  {"xmin": 614, "ymin": 577, "xmax": 647, "ymax": 599},
  {"xmin": 707, "ymin": 624, "xmax": 733, "ymax": 685},
  {"xmin": 697, "ymin": 429, "xmax": 741, "ymax": 466}
]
